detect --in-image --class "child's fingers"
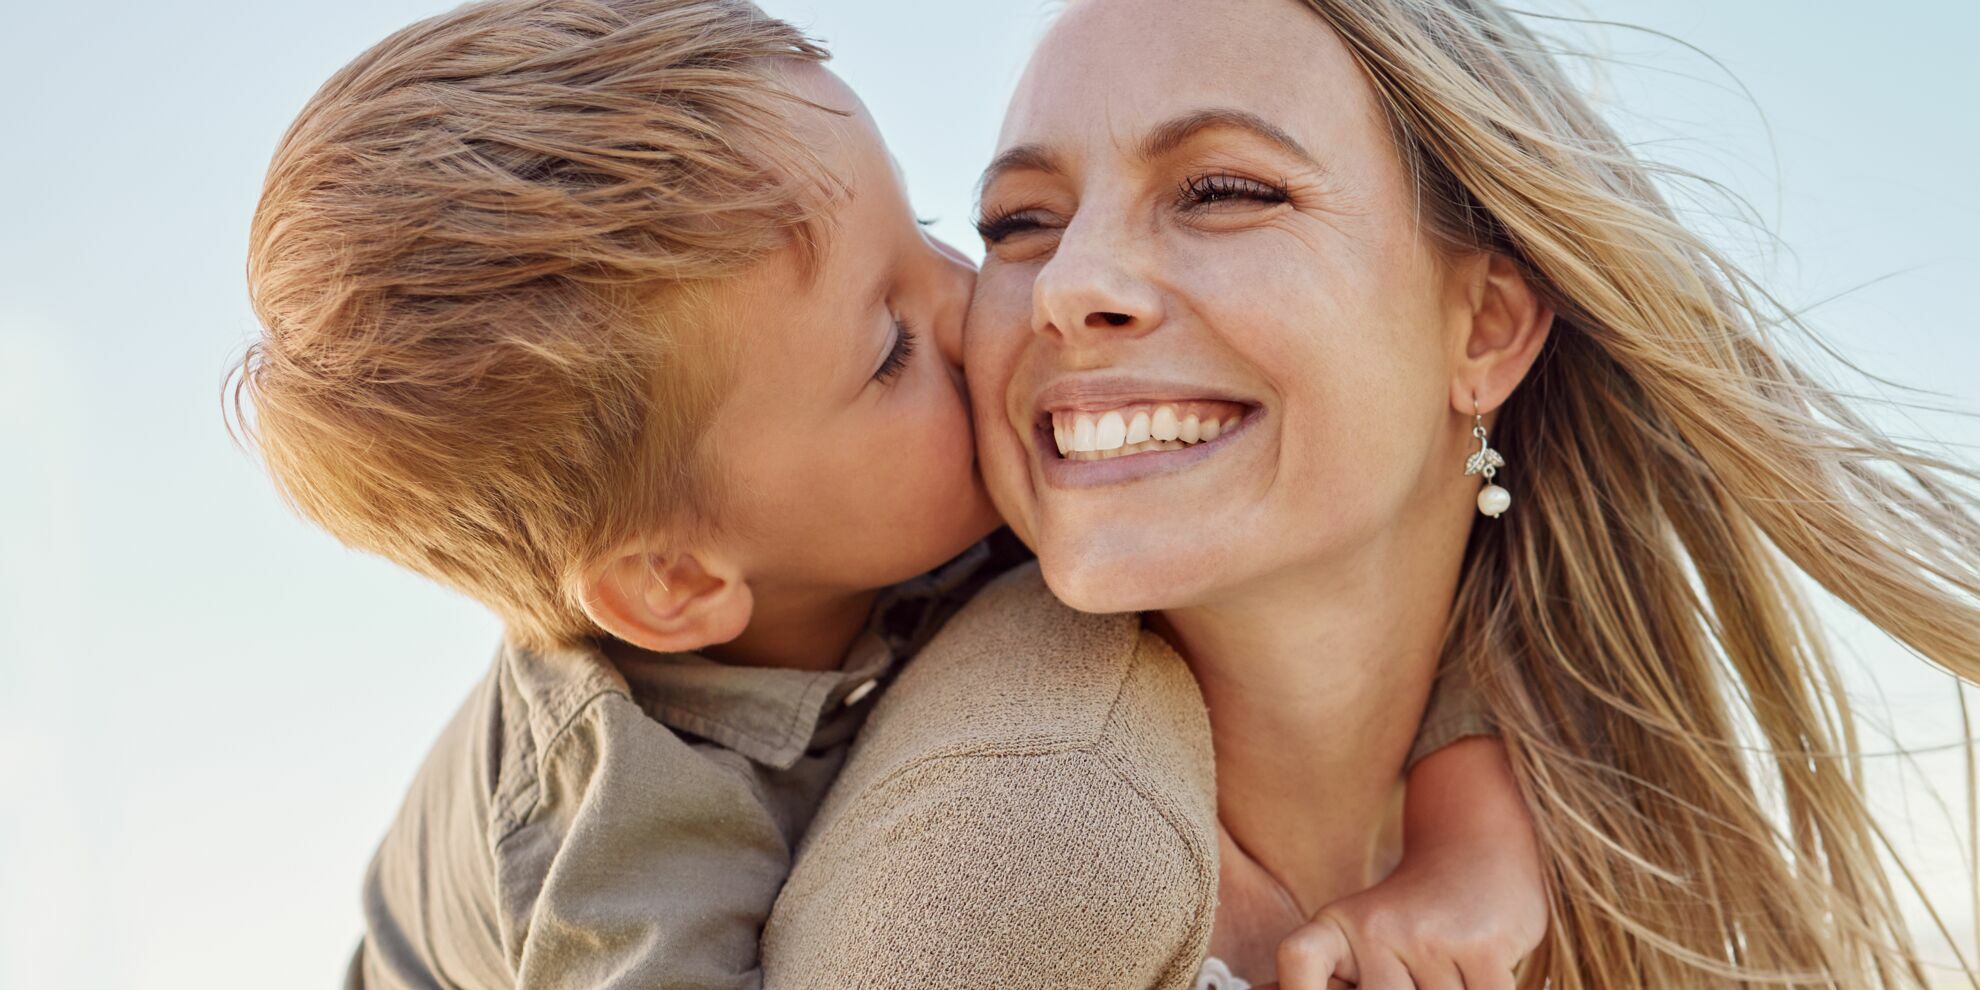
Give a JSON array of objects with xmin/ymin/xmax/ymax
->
[
  {"xmin": 1355, "ymin": 946, "xmax": 1416, "ymax": 990},
  {"xmin": 1275, "ymin": 916, "xmax": 1356, "ymax": 990},
  {"xmin": 1453, "ymin": 955, "xmax": 1519, "ymax": 990},
  {"xmin": 1398, "ymin": 955, "xmax": 1464, "ymax": 990}
]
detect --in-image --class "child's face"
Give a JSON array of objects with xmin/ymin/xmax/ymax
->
[{"xmin": 701, "ymin": 65, "xmax": 1000, "ymax": 598}]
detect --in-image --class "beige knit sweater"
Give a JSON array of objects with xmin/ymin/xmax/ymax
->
[
  {"xmin": 761, "ymin": 561, "xmax": 1220, "ymax": 989},
  {"xmin": 761, "ymin": 561, "xmax": 1492, "ymax": 988}
]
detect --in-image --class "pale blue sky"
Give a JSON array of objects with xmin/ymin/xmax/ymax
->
[{"xmin": 1, "ymin": 2, "xmax": 1975, "ymax": 986}]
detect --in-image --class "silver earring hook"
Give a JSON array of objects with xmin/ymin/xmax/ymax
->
[{"xmin": 1465, "ymin": 398, "xmax": 1503, "ymax": 481}]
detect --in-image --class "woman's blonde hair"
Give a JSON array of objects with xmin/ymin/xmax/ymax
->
[{"xmin": 1302, "ymin": 0, "xmax": 1980, "ymax": 985}]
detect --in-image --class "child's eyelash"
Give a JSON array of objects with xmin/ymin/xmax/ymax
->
[
  {"xmin": 1178, "ymin": 173, "xmax": 1291, "ymax": 207},
  {"xmin": 874, "ymin": 318, "xmax": 917, "ymax": 384}
]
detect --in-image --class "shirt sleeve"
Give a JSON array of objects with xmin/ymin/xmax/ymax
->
[
  {"xmin": 760, "ymin": 752, "xmax": 1215, "ymax": 990},
  {"xmin": 1404, "ymin": 656, "xmax": 1498, "ymax": 773},
  {"xmin": 499, "ymin": 695, "xmax": 794, "ymax": 990},
  {"xmin": 350, "ymin": 671, "xmax": 513, "ymax": 990}
]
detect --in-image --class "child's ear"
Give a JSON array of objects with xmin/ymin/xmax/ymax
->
[{"xmin": 578, "ymin": 543, "xmax": 754, "ymax": 654}]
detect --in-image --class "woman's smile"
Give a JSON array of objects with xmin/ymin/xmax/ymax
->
[
  {"xmin": 1048, "ymin": 401, "xmax": 1249, "ymax": 460},
  {"xmin": 1028, "ymin": 375, "xmax": 1265, "ymax": 489},
  {"xmin": 1034, "ymin": 404, "xmax": 1263, "ymax": 489}
]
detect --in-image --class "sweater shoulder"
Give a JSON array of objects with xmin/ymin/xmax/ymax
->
[
  {"xmin": 834, "ymin": 560, "xmax": 1215, "ymax": 829},
  {"xmin": 764, "ymin": 749, "xmax": 1216, "ymax": 990},
  {"xmin": 858, "ymin": 561, "xmax": 1145, "ymax": 756},
  {"xmin": 763, "ymin": 564, "xmax": 1220, "ymax": 989}
]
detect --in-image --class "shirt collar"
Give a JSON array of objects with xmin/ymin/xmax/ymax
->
[
  {"xmin": 610, "ymin": 629, "xmax": 891, "ymax": 769},
  {"xmin": 601, "ymin": 539, "xmax": 1000, "ymax": 770}
]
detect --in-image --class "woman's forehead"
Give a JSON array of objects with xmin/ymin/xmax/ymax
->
[{"xmin": 999, "ymin": 0, "xmax": 1375, "ymax": 161}]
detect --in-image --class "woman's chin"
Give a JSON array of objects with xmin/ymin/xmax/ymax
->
[{"xmin": 1035, "ymin": 542, "xmax": 1221, "ymax": 617}]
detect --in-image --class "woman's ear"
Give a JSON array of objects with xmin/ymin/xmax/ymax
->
[
  {"xmin": 578, "ymin": 542, "xmax": 754, "ymax": 654},
  {"xmin": 1447, "ymin": 251, "xmax": 1554, "ymax": 414}
]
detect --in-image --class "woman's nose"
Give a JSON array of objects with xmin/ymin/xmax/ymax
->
[{"xmin": 1031, "ymin": 215, "xmax": 1162, "ymax": 345}]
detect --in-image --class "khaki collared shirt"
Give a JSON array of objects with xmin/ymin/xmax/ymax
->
[{"xmin": 345, "ymin": 540, "xmax": 1008, "ymax": 990}]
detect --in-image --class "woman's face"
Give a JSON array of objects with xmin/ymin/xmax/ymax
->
[{"xmin": 968, "ymin": 0, "xmax": 1483, "ymax": 613}]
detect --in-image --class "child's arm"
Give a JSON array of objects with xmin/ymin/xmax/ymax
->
[{"xmin": 1265, "ymin": 736, "xmax": 1546, "ymax": 990}]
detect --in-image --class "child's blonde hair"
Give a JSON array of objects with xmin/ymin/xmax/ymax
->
[{"xmin": 232, "ymin": 0, "xmax": 829, "ymax": 648}]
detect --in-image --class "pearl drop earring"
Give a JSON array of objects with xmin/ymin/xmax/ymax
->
[{"xmin": 1466, "ymin": 400, "xmax": 1511, "ymax": 518}]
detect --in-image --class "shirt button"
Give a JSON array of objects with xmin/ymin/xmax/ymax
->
[{"xmin": 842, "ymin": 679, "xmax": 878, "ymax": 708}]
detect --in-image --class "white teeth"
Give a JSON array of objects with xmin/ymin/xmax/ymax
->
[
  {"xmin": 1051, "ymin": 405, "xmax": 1246, "ymax": 460},
  {"xmin": 1072, "ymin": 416, "xmax": 1097, "ymax": 452},
  {"xmin": 1096, "ymin": 411, "xmax": 1127, "ymax": 450},
  {"xmin": 1126, "ymin": 411, "xmax": 1151, "ymax": 445}
]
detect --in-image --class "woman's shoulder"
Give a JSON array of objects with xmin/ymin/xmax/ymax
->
[
  {"xmin": 865, "ymin": 559, "xmax": 1206, "ymax": 764},
  {"xmin": 759, "ymin": 561, "xmax": 1221, "ymax": 990}
]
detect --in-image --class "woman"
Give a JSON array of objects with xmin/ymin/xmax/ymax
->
[{"xmin": 766, "ymin": 0, "xmax": 1980, "ymax": 987}]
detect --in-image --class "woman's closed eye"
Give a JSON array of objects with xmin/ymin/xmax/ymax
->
[
  {"xmin": 975, "ymin": 208, "xmax": 1058, "ymax": 246},
  {"xmin": 976, "ymin": 172, "xmax": 1292, "ymax": 248},
  {"xmin": 1178, "ymin": 172, "xmax": 1291, "ymax": 210}
]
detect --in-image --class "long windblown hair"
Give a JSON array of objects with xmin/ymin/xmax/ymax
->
[{"xmin": 1300, "ymin": 1, "xmax": 1980, "ymax": 985}]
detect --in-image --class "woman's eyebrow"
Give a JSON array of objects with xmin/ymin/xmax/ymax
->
[
  {"xmin": 1139, "ymin": 108, "xmax": 1321, "ymax": 169},
  {"xmin": 977, "ymin": 145, "xmax": 1061, "ymax": 194},
  {"xmin": 978, "ymin": 108, "xmax": 1323, "ymax": 193}
]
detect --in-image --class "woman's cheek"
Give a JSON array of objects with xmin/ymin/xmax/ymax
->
[
  {"xmin": 963, "ymin": 270, "xmax": 1031, "ymax": 432},
  {"xmin": 963, "ymin": 265, "xmax": 1031, "ymax": 363}
]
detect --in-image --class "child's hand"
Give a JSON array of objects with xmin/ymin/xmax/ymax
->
[
  {"xmin": 1260, "ymin": 737, "xmax": 1547, "ymax": 990},
  {"xmin": 1266, "ymin": 843, "xmax": 1542, "ymax": 989}
]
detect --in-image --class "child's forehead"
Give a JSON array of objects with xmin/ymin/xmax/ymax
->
[
  {"xmin": 701, "ymin": 178, "xmax": 902, "ymax": 377},
  {"xmin": 777, "ymin": 63, "xmax": 894, "ymax": 195},
  {"xmin": 766, "ymin": 69, "xmax": 909, "ymax": 280},
  {"xmin": 684, "ymin": 66, "xmax": 912, "ymax": 371}
]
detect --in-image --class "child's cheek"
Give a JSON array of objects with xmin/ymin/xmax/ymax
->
[{"xmin": 911, "ymin": 377, "xmax": 975, "ymax": 506}]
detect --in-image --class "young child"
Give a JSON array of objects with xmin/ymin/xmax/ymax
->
[{"xmin": 235, "ymin": 1, "xmax": 1542, "ymax": 987}]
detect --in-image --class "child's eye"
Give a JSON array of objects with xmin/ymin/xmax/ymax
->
[
  {"xmin": 873, "ymin": 317, "xmax": 918, "ymax": 384},
  {"xmin": 1178, "ymin": 173, "xmax": 1291, "ymax": 209}
]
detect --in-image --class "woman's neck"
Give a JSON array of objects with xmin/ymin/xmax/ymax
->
[{"xmin": 1150, "ymin": 530, "xmax": 1467, "ymax": 915}]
